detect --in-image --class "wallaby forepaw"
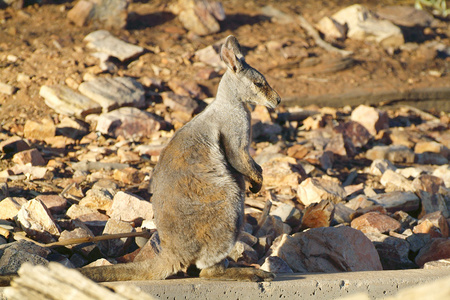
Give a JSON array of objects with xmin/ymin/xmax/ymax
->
[
  {"xmin": 249, "ymin": 182, "xmax": 262, "ymax": 193},
  {"xmin": 252, "ymin": 269, "xmax": 275, "ymax": 282}
]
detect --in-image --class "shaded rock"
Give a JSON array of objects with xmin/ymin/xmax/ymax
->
[
  {"xmin": 334, "ymin": 203, "xmax": 355, "ymax": 224},
  {"xmin": 161, "ymin": 91, "xmax": 198, "ymax": 115},
  {"xmin": 413, "ymin": 174, "xmax": 446, "ymax": 194},
  {"xmin": 316, "ymin": 16, "xmax": 347, "ymax": 41},
  {"xmin": 113, "ymin": 167, "xmax": 144, "ymax": 184},
  {"xmin": 415, "ymin": 238, "xmax": 450, "ymax": 267},
  {"xmin": 301, "ymin": 200, "xmax": 335, "ymax": 229},
  {"xmin": 335, "ymin": 120, "xmax": 372, "ymax": 148},
  {"xmin": 23, "ymin": 119, "xmax": 56, "ymax": 141},
  {"xmin": 56, "ymin": 117, "xmax": 89, "ymax": 140},
  {"xmin": 228, "ymin": 241, "xmax": 259, "ymax": 264},
  {"xmin": 350, "ymin": 105, "xmax": 389, "ymax": 136},
  {"xmin": 365, "ymin": 232, "xmax": 416, "ymax": 270},
  {"xmin": 12, "ymin": 149, "xmax": 46, "ymax": 166},
  {"xmin": 16, "ymin": 199, "xmax": 61, "ymax": 243},
  {"xmin": 324, "ymin": 132, "xmax": 355, "ymax": 157},
  {"xmin": 78, "ymin": 77, "xmax": 145, "ymax": 112},
  {"xmin": 297, "ymin": 177, "xmax": 346, "ymax": 206},
  {"xmin": 370, "ymin": 191, "xmax": 419, "ymax": 214},
  {"xmin": 254, "ymin": 215, "xmax": 291, "ymax": 242},
  {"xmin": 134, "ymin": 232, "xmax": 161, "ymax": 262},
  {"xmin": 270, "ymin": 203, "xmax": 302, "ymax": 228},
  {"xmin": 252, "ymin": 121, "xmax": 283, "ymax": 142},
  {"xmin": 84, "ymin": 30, "xmax": 143, "ymax": 61},
  {"xmin": 260, "ymin": 256, "xmax": 293, "ymax": 274},
  {"xmin": 404, "ymin": 230, "xmax": 431, "ymax": 253},
  {"xmin": 39, "ymin": 85, "xmax": 102, "ymax": 118},
  {"xmin": 416, "ymin": 190, "xmax": 449, "ymax": 218},
  {"xmin": 98, "ymin": 219, "xmax": 134, "ymax": 257},
  {"xmin": 96, "ymin": 107, "xmax": 161, "ymax": 139},
  {"xmin": 0, "ymin": 241, "xmax": 50, "ymax": 275},
  {"xmin": 380, "ymin": 169, "xmax": 415, "ymax": 192},
  {"xmin": 107, "ymin": 191, "xmax": 153, "ymax": 224},
  {"xmin": 0, "ymin": 136, "xmax": 30, "ymax": 155},
  {"xmin": 332, "ymin": 4, "xmax": 404, "ymax": 47},
  {"xmin": 35, "ymin": 195, "xmax": 67, "ymax": 215},
  {"xmin": 351, "ymin": 212, "xmax": 401, "ymax": 234},
  {"xmin": 377, "ymin": 5, "xmax": 436, "ymax": 27},
  {"xmin": 345, "ymin": 194, "xmax": 374, "ymax": 210},
  {"xmin": 0, "ymin": 197, "xmax": 27, "ymax": 220},
  {"xmin": 365, "ymin": 145, "xmax": 415, "ymax": 163},
  {"xmin": 368, "ymin": 159, "xmax": 397, "ymax": 176},
  {"xmin": 416, "ymin": 152, "xmax": 448, "ymax": 165},
  {"xmin": 264, "ymin": 226, "xmax": 382, "ymax": 273},
  {"xmin": 59, "ymin": 226, "xmax": 96, "ymax": 258},
  {"xmin": 414, "ymin": 211, "xmax": 449, "ymax": 238},
  {"xmin": 393, "ymin": 211, "xmax": 418, "ymax": 231}
]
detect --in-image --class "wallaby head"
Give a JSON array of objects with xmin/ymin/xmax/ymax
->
[{"xmin": 220, "ymin": 35, "xmax": 281, "ymax": 109}]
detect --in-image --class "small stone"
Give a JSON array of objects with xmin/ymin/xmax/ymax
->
[
  {"xmin": 12, "ymin": 149, "xmax": 46, "ymax": 166},
  {"xmin": 23, "ymin": 119, "xmax": 56, "ymax": 141},
  {"xmin": 39, "ymin": 85, "xmax": 102, "ymax": 118},
  {"xmin": 174, "ymin": 0, "xmax": 222, "ymax": 36},
  {"xmin": 316, "ymin": 16, "xmax": 347, "ymax": 41},
  {"xmin": 96, "ymin": 107, "xmax": 161, "ymax": 139},
  {"xmin": 134, "ymin": 231, "xmax": 161, "ymax": 262},
  {"xmin": 393, "ymin": 211, "xmax": 418, "ymax": 231},
  {"xmin": 56, "ymin": 117, "xmax": 89, "ymax": 139},
  {"xmin": 423, "ymin": 259, "xmax": 450, "ymax": 269},
  {"xmin": 365, "ymin": 145, "xmax": 415, "ymax": 163},
  {"xmin": 413, "ymin": 174, "xmax": 445, "ymax": 194},
  {"xmin": 135, "ymin": 144, "xmax": 165, "ymax": 157},
  {"xmin": 415, "ymin": 238, "xmax": 450, "ymax": 267},
  {"xmin": 79, "ymin": 185, "xmax": 115, "ymax": 212},
  {"xmin": 260, "ymin": 256, "xmax": 293, "ymax": 273},
  {"xmin": 254, "ymin": 215, "xmax": 291, "ymax": 242},
  {"xmin": 161, "ymin": 91, "xmax": 198, "ymax": 115},
  {"xmin": 270, "ymin": 203, "xmax": 302, "ymax": 228},
  {"xmin": 98, "ymin": 218, "xmax": 134, "ymax": 257},
  {"xmin": 263, "ymin": 226, "xmax": 382, "ymax": 273},
  {"xmin": 65, "ymin": 204, "xmax": 109, "ymax": 235},
  {"xmin": 117, "ymin": 149, "xmax": 141, "ymax": 164},
  {"xmin": 0, "ymin": 241, "xmax": 49, "ymax": 275},
  {"xmin": 415, "ymin": 141, "xmax": 449, "ymax": 156},
  {"xmin": 167, "ymin": 79, "xmax": 204, "ymax": 99},
  {"xmin": 0, "ymin": 197, "xmax": 27, "ymax": 220},
  {"xmin": 0, "ymin": 136, "xmax": 30, "ymax": 154},
  {"xmin": 351, "ymin": 212, "xmax": 401, "ymax": 234},
  {"xmin": 67, "ymin": 0, "xmax": 94, "ymax": 27},
  {"xmin": 35, "ymin": 195, "xmax": 67, "ymax": 215},
  {"xmin": 414, "ymin": 211, "xmax": 449, "ymax": 238},
  {"xmin": 262, "ymin": 156, "xmax": 304, "ymax": 189},
  {"xmin": 416, "ymin": 190, "xmax": 449, "ymax": 218},
  {"xmin": 350, "ymin": 105, "xmax": 389, "ymax": 136},
  {"xmin": 16, "ymin": 199, "xmax": 61, "ymax": 243},
  {"xmin": 78, "ymin": 77, "xmax": 145, "ymax": 112},
  {"xmin": 335, "ymin": 121, "xmax": 372, "ymax": 148},
  {"xmin": 380, "ymin": 169, "xmax": 415, "ymax": 192},
  {"xmin": 301, "ymin": 200, "xmax": 335, "ymax": 229},
  {"xmin": 113, "ymin": 167, "xmax": 144, "ymax": 184},
  {"xmin": 368, "ymin": 159, "xmax": 397, "ymax": 176},
  {"xmin": 0, "ymin": 82, "xmax": 16, "ymax": 95},
  {"xmin": 433, "ymin": 166, "xmax": 450, "ymax": 187},
  {"xmin": 108, "ymin": 191, "xmax": 153, "ymax": 224},
  {"xmin": 405, "ymin": 230, "xmax": 431, "ymax": 253},
  {"xmin": 59, "ymin": 226, "xmax": 96, "ymax": 257},
  {"xmin": 345, "ymin": 195, "xmax": 374, "ymax": 211},
  {"xmin": 84, "ymin": 30, "xmax": 143, "ymax": 61},
  {"xmin": 238, "ymin": 231, "xmax": 258, "ymax": 247},
  {"xmin": 286, "ymin": 144, "xmax": 310, "ymax": 159},
  {"xmin": 297, "ymin": 177, "xmax": 346, "ymax": 206},
  {"xmin": 195, "ymin": 44, "xmax": 225, "ymax": 68},
  {"xmin": 228, "ymin": 241, "xmax": 259, "ymax": 264},
  {"xmin": 85, "ymin": 258, "xmax": 114, "ymax": 267},
  {"xmin": 334, "ymin": 203, "xmax": 355, "ymax": 224}
]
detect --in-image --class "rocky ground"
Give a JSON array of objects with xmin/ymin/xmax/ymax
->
[{"xmin": 0, "ymin": 0, "xmax": 449, "ymax": 292}]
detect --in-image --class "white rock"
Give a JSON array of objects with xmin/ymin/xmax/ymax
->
[
  {"xmin": 84, "ymin": 30, "xmax": 144, "ymax": 61},
  {"xmin": 297, "ymin": 177, "xmax": 346, "ymax": 206}
]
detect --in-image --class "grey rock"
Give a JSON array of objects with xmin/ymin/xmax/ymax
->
[
  {"xmin": 161, "ymin": 91, "xmax": 198, "ymax": 115},
  {"xmin": 260, "ymin": 256, "xmax": 294, "ymax": 273},
  {"xmin": 78, "ymin": 77, "xmax": 145, "ymax": 112},
  {"xmin": 0, "ymin": 240, "xmax": 51, "ymax": 275},
  {"xmin": 107, "ymin": 191, "xmax": 153, "ymax": 224},
  {"xmin": 369, "ymin": 191, "xmax": 420, "ymax": 213},
  {"xmin": 377, "ymin": 5, "xmax": 436, "ymax": 27},
  {"xmin": 228, "ymin": 241, "xmax": 259, "ymax": 264},
  {"xmin": 270, "ymin": 203, "xmax": 302, "ymax": 228},
  {"xmin": 84, "ymin": 30, "xmax": 143, "ymax": 61},
  {"xmin": 98, "ymin": 219, "xmax": 134, "ymax": 257}
]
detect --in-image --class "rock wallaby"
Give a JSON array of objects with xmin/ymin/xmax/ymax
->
[{"xmin": 0, "ymin": 35, "xmax": 281, "ymax": 285}]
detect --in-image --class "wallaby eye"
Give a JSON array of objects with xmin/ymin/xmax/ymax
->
[{"xmin": 254, "ymin": 82, "xmax": 264, "ymax": 88}]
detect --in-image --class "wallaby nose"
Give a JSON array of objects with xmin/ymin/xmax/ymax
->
[{"xmin": 277, "ymin": 96, "xmax": 281, "ymax": 105}]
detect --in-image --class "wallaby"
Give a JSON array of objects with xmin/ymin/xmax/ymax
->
[{"xmin": 0, "ymin": 35, "xmax": 281, "ymax": 285}]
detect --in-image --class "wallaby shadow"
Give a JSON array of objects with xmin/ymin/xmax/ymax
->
[
  {"xmin": 220, "ymin": 13, "xmax": 270, "ymax": 31},
  {"xmin": 127, "ymin": 11, "xmax": 176, "ymax": 30}
]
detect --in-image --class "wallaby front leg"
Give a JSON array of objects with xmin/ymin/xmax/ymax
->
[{"xmin": 199, "ymin": 262, "xmax": 275, "ymax": 282}]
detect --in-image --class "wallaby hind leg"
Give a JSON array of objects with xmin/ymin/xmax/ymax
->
[{"xmin": 199, "ymin": 261, "xmax": 275, "ymax": 282}]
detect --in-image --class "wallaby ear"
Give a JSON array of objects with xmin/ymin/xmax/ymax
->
[{"xmin": 221, "ymin": 35, "xmax": 244, "ymax": 73}]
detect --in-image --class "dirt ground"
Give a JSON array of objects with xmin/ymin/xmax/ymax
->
[{"xmin": 0, "ymin": 0, "xmax": 449, "ymax": 129}]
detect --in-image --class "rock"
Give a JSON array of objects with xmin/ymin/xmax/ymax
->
[
  {"xmin": 393, "ymin": 211, "xmax": 418, "ymax": 231},
  {"xmin": 335, "ymin": 121, "xmax": 372, "ymax": 148},
  {"xmin": 117, "ymin": 148, "xmax": 141, "ymax": 164},
  {"xmin": 433, "ymin": 165, "xmax": 450, "ymax": 188},
  {"xmin": 376, "ymin": 5, "xmax": 436, "ymax": 27},
  {"xmin": 23, "ymin": 119, "xmax": 56, "ymax": 141},
  {"xmin": 316, "ymin": 16, "xmax": 347, "ymax": 41},
  {"xmin": 68, "ymin": 0, "xmax": 128, "ymax": 29},
  {"xmin": 396, "ymin": 167, "xmax": 423, "ymax": 179},
  {"xmin": 98, "ymin": 219, "xmax": 134, "ymax": 257},
  {"xmin": 107, "ymin": 191, "xmax": 153, "ymax": 224},
  {"xmin": 167, "ymin": 80, "xmax": 204, "ymax": 99},
  {"xmin": 365, "ymin": 232, "xmax": 416, "ymax": 270},
  {"xmin": 65, "ymin": 204, "xmax": 109, "ymax": 235},
  {"xmin": 194, "ymin": 43, "xmax": 225, "ymax": 68},
  {"xmin": 297, "ymin": 177, "xmax": 346, "ymax": 206},
  {"xmin": 416, "ymin": 190, "xmax": 449, "ymax": 218},
  {"xmin": 78, "ymin": 77, "xmax": 145, "ymax": 112},
  {"xmin": 35, "ymin": 195, "xmax": 67, "ymax": 215},
  {"xmin": 113, "ymin": 167, "xmax": 144, "ymax": 184},
  {"xmin": 173, "ymin": 0, "xmax": 223, "ymax": 36},
  {"xmin": 134, "ymin": 232, "xmax": 161, "ymax": 262},
  {"xmin": 324, "ymin": 132, "xmax": 355, "ymax": 157},
  {"xmin": 84, "ymin": 30, "xmax": 143, "ymax": 61},
  {"xmin": 423, "ymin": 259, "xmax": 450, "ymax": 269},
  {"xmin": 254, "ymin": 215, "xmax": 291, "ymax": 242},
  {"xmin": 252, "ymin": 121, "xmax": 283, "ymax": 142},
  {"xmin": 59, "ymin": 226, "xmax": 96, "ymax": 257},
  {"xmin": 415, "ymin": 141, "xmax": 449, "ymax": 156},
  {"xmin": 404, "ymin": 230, "xmax": 431, "ymax": 253},
  {"xmin": 56, "ymin": 117, "xmax": 89, "ymax": 139},
  {"xmin": 0, "ymin": 82, "xmax": 16, "ymax": 95},
  {"xmin": 0, "ymin": 197, "xmax": 27, "ymax": 220},
  {"xmin": 413, "ymin": 174, "xmax": 446, "ymax": 194},
  {"xmin": 368, "ymin": 159, "xmax": 397, "ymax": 176},
  {"xmin": 161, "ymin": 91, "xmax": 198, "ymax": 115},
  {"xmin": 16, "ymin": 199, "xmax": 61, "ymax": 243},
  {"xmin": 416, "ymin": 152, "xmax": 448, "ymax": 165},
  {"xmin": 85, "ymin": 258, "xmax": 114, "ymax": 267},
  {"xmin": 380, "ymin": 169, "xmax": 415, "ymax": 192},
  {"xmin": 286, "ymin": 144, "xmax": 310, "ymax": 159},
  {"xmin": 0, "ymin": 136, "xmax": 30, "ymax": 154},
  {"xmin": 345, "ymin": 195, "xmax": 374, "ymax": 211},
  {"xmin": 414, "ymin": 211, "xmax": 449, "ymax": 238},
  {"xmin": 262, "ymin": 156, "xmax": 304, "ymax": 189},
  {"xmin": 228, "ymin": 241, "xmax": 259, "ymax": 264},
  {"xmin": 301, "ymin": 200, "xmax": 335, "ymax": 229},
  {"xmin": 350, "ymin": 105, "xmax": 389, "ymax": 136},
  {"xmin": 270, "ymin": 203, "xmax": 302, "ymax": 228},
  {"xmin": 12, "ymin": 149, "xmax": 46, "ymax": 166},
  {"xmin": 334, "ymin": 203, "xmax": 355, "ymax": 224},
  {"xmin": 332, "ymin": 4, "xmax": 404, "ymax": 47},
  {"xmin": 39, "ymin": 85, "xmax": 102, "ymax": 118},
  {"xmin": 72, "ymin": 160, "xmax": 129, "ymax": 172},
  {"xmin": 260, "ymin": 256, "xmax": 293, "ymax": 273},
  {"xmin": 351, "ymin": 212, "xmax": 401, "ymax": 234},
  {"xmin": 365, "ymin": 145, "xmax": 415, "ymax": 163},
  {"xmin": 9, "ymin": 165, "xmax": 48, "ymax": 180},
  {"xmin": 415, "ymin": 238, "xmax": 450, "ymax": 267},
  {"xmin": 78, "ymin": 187, "xmax": 114, "ymax": 212},
  {"xmin": 264, "ymin": 226, "xmax": 382, "ymax": 273},
  {"xmin": 96, "ymin": 107, "xmax": 161, "ymax": 139},
  {"xmin": 0, "ymin": 241, "xmax": 50, "ymax": 275}
]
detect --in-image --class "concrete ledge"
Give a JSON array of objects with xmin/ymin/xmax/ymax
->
[{"xmin": 101, "ymin": 269, "xmax": 450, "ymax": 299}]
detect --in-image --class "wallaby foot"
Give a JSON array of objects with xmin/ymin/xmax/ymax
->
[{"xmin": 199, "ymin": 262, "xmax": 275, "ymax": 282}]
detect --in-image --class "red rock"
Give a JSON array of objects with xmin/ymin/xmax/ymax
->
[
  {"xmin": 12, "ymin": 149, "xmax": 46, "ymax": 166},
  {"xmin": 264, "ymin": 226, "xmax": 382, "ymax": 273},
  {"xmin": 286, "ymin": 144, "xmax": 309, "ymax": 159},
  {"xmin": 413, "ymin": 174, "xmax": 445, "ymax": 194},
  {"xmin": 35, "ymin": 195, "xmax": 67, "ymax": 215},
  {"xmin": 301, "ymin": 200, "xmax": 335, "ymax": 229},
  {"xmin": 335, "ymin": 121, "xmax": 372, "ymax": 148},
  {"xmin": 415, "ymin": 238, "xmax": 450, "ymax": 267},
  {"xmin": 351, "ymin": 212, "xmax": 401, "ymax": 234}
]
